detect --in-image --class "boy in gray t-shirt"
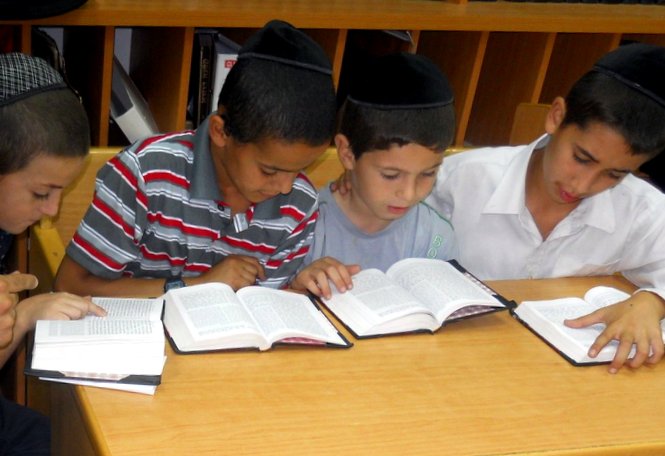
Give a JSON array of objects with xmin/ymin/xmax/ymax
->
[{"xmin": 290, "ymin": 52, "xmax": 458, "ymax": 299}]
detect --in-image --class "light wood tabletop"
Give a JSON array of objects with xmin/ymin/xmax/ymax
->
[{"xmin": 52, "ymin": 275, "xmax": 665, "ymax": 456}]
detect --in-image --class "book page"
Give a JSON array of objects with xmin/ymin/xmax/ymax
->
[
  {"xmin": 166, "ymin": 284, "xmax": 259, "ymax": 340},
  {"xmin": 237, "ymin": 287, "xmax": 346, "ymax": 345},
  {"xmin": 583, "ymin": 286, "xmax": 630, "ymax": 308},
  {"xmin": 35, "ymin": 319, "xmax": 162, "ymax": 342},
  {"xmin": 519, "ymin": 298, "xmax": 610, "ymax": 349},
  {"xmin": 321, "ymin": 269, "xmax": 436, "ymax": 336},
  {"xmin": 91, "ymin": 297, "xmax": 163, "ymax": 321},
  {"xmin": 386, "ymin": 259, "xmax": 502, "ymax": 321},
  {"xmin": 332, "ymin": 269, "xmax": 431, "ymax": 322}
]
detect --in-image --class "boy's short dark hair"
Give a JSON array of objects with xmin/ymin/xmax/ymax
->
[
  {"xmin": 0, "ymin": 53, "xmax": 89, "ymax": 174},
  {"xmin": 339, "ymin": 101, "xmax": 455, "ymax": 159},
  {"xmin": 338, "ymin": 52, "xmax": 455, "ymax": 158},
  {"xmin": 562, "ymin": 43, "xmax": 665, "ymax": 157},
  {"xmin": 218, "ymin": 20, "xmax": 336, "ymax": 147}
]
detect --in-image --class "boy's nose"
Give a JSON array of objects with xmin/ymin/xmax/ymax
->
[
  {"xmin": 396, "ymin": 182, "xmax": 417, "ymax": 201},
  {"xmin": 41, "ymin": 194, "xmax": 61, "ymax": 217},
  {"xmin": 274, "ymin": 174, "xmax": 295, "ymax": 195}
]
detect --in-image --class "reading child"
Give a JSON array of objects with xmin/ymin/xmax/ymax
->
[
  {"xmin": 291, "ymin": 52, "xmax": 458, "ymax": 299},
  {"xmin": 0, "ymin": 52, "xmax": 105, "ymax": 455},
  {"xmin": 425, "ymin": 43, "xmax": 665, "ymax": 373},
  {"xmin": 54, "ymin": 20, "xmax": 337, "ymax": 298}
]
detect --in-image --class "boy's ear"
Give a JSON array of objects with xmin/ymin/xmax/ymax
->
[
  {"xmin": 208, "ymin": 113, "xmax": 229, "ymax": 148},
  {"xmin": 335, "ymin": 134, "xmax": 356, "ymax": 171},
  {"xmin": 545, "ymin": 97, "xmax": 566, "ymax": 135}
]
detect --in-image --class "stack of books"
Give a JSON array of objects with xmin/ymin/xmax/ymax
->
[{"xmin": 26, "ymin": 297, "xmax": 166, "ymax": 395}]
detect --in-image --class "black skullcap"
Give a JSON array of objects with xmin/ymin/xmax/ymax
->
[
  {"xmin": 238, "ymin": 19, "xmax": 332, "ymax": 75},
  {"xmin": 593, "ymin": 43, "xmax": 665, "ymax": 109},
  {"xmin": 347, "ymin": 52, "xmax": 454, "ymax": 109},
  {"xmin": 0, "ymin": 0, "xmax": 88, "ymax": 20},
  {"xmin": 0, "ymin": 52, "xmax": 67, "ymax": 107}
]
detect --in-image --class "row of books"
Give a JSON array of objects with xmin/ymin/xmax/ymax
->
[
  {"xmin": 27, "ymin": 258, "xmax": 662, "ymax": 396},
  {"xmin": 189, "ymin": 29, "xmax": 240, "ymax": 128},
  {"xmin": 109, "ymin": 28, "xmax": 240, "ymax": 145}
]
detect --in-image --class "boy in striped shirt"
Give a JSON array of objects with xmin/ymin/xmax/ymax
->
[{"xmin": 54, "ymin": 20, "xmax": 337, "ymax": 297}]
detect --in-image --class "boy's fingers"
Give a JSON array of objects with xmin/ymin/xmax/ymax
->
[
  {"xmin": 608, "ymin": 338, "xmax": 633, "ymax": 373},
  {"xmin": 0, "ymin": 273, "xmax": 39, "ymax": 293},
  {"xmin": 88, "ymin": 301, "xmax": 108, "ymax": 317},
  {"xmin": 564, "ymin": 308, "xmax": 604, "ymax": 329}
]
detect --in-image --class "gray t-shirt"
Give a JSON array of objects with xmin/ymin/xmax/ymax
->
[{"xmin": 304, "ymin": 185, "xmax": 458, "ymax": 272}]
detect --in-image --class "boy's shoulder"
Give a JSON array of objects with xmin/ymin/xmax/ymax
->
[
  {"xmin": 442, "ymin": 144, "xmax": 527, "ymax": 179},
  {"xmin": 613, "ymin": 173, "xmax": 665, "ymax": 209}
]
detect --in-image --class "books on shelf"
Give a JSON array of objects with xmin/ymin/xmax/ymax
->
[
  {"xmin": 110, "ymin": 56, "xmax": 159, "ymax": 143},
  {"xmin": 26, "ymin": 297, "xmax": 165, "ymax": 395},
  {"xmin": 210, "ymin": 32, "xmax": 240, "ymax": 115},
  {"xmin": 320, "ymin": 258, "xmax": 513, "ymax": 338},
  {"xmin": 163, "ymin": 282, "xmax": 352, "ymax": 353},
  {"xmin": 512, "ymin": 285, "xmax": 665, "ymax": 365},
  {"xmin": 189, "ymin": 30, "xmax": 215, "ymax": 127},
  {"xmin": 189, "ymin": 29, "xmax": 240, "ymax": 127}
]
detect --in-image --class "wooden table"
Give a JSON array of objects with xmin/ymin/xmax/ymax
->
[{"xmin": 52, "ymin": 275, "xmax": 665, "ymax": 455}]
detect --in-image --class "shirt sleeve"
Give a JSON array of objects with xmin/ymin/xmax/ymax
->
[
  {"xmin": 620, "ymin": 199, "xmax": 665, "ymax": 302},
  {"xmin": 65, "ymin": 148, "xmax": 147, "ymax": 279}
]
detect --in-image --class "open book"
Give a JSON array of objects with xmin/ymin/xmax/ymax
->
[
  {"xmin": 512, "ymin": 286, "xmax": 665, "ymax": 365},
  {"xmin": 320, "ymin": 259, "xmax": 512, "ymax": 338},
  {"xmin": 26, "ymin": 297, "xmax": 165, "ymax": 390},
  {"xmin": 162, "ymin": 282, "xmax": 352, "ymax": 353}
]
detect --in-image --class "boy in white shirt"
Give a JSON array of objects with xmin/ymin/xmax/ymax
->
[{"xmin": 426, "ymin": 43, "xmax": 665, "ymax": 373}]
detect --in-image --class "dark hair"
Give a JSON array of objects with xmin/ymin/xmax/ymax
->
[
  {"xmin": 0, "ymin": 88, "xmax": 89, "ymax": 174},
  {"xmin": 338, "ymin": 100, "xmax": 455, "ymax": 159},
  {"xmin": 218, "ymin": 58, "xmax": 336, "ymax": 147},
  {"xmin": 562, "ymin": 71, "xmax": 665, "ymax": 157}
]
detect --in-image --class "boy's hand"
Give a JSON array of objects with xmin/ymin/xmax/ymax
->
[
  {"xmin": 291, "ymin": 257, "xmax": 360, "ymax": 299},
  {"xmin": 0, "ymin": 273, "xmax": 39, "ymax": 347},
  {"xmin": 16, "ymin": 293, "xmax": 107, "ymax": 331},
  {"xmin": 564, "ymin": 291, "xmax": 665, "ymax": 373},
  {"xmin": 329, "ymin": 170, "xmax": 352, "ymax": 196},
  {"xmin": 201, "ymin": 255, "xmax": 266, "ymax": 290}
]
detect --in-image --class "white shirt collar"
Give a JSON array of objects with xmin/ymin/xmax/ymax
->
[{"xmin": 482, "ymin": 134, "xmax": 615, "ymax": 233}]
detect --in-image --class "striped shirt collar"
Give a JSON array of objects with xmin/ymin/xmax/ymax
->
[{"xmin": 190, "ymin": 117, "xmax": 222, "ymax": 201}]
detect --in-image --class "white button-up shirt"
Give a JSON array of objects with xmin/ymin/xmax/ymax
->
[{"xmin": 426, "ymin": 135, "xmax": 665, "ymax": 300}]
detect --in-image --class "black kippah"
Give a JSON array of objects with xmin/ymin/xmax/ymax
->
[
  {"xmin": 0, "ymin": 52, "xmax": 67, "ymax": 107},
  {"xmin": 593, "ymin": 43, "xmax": 665, "ymax": 108},
  {"xmin": 238, "ymin": 19, "xmax": 332, "ymax": 75},
  {"xmin": 347, "ymin": 52, "xmax": 454, "ymax": 110}
]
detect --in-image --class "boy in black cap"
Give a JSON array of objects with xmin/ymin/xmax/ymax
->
[
  {"xmin": 0, "ymin": 51, "xmax": 106, "ymax": 455},
  {"xmin": 55, "ymin": 20, "xmax": 337, "ymax": 297},
  {"xmin": 291, "ymin": 52, "xmax": 458, "ymax": 299},
  {"xmin": 426, "ymin": 43, "xmax": 665, "ymax": 373}
]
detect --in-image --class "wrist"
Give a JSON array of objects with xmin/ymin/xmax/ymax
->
[{"xmin": 634, "ymin": 290, "xmax": 665, "ymax": 318}]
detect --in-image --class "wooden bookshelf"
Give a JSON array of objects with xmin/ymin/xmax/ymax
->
[{"xmin": 2, "ymin": 0, "xmax": 665, "ymax": 147}]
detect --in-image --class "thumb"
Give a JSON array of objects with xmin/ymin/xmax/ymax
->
[{"xmin": 0, "ymin": 273, "xmax": 39, "ymax": 293}]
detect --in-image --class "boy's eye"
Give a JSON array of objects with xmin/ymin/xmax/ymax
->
[
  {"xmin": 380, "ymin": 172, "xmax": 399, "ymax": 180},
  {"xmin": 261, "ymin": 168, "xmax": 277, "ymax": 176},
  {"xmin": 607, "ymin": 171, "xmax": 624, "ymax": 180},
  {"xmin": 421, "ymin": 170, "xmax": 437, "ymax": 178},
  {"xmin": 33, "ymin": 192, "xmax": 50, "ymax": 201},
  {"xmin": 573, "ymin": 154, "xmax": 590, "ymax": 164}
]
